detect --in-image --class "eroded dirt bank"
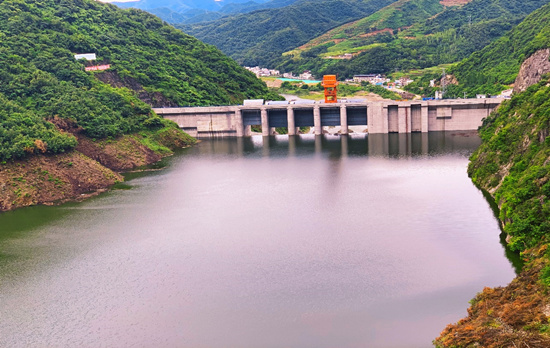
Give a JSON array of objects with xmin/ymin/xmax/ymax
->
[{"xmin": 0, "ymin": 128, "xmax": 196, "ymax": 212}]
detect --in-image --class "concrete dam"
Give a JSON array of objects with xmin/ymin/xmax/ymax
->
[{"xmin": 153, "ymin": 99, "xmax": 502, "ymax": 137}]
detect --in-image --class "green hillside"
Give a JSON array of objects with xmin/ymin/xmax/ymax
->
[
  {"xmin": 276, "ymin": 0, "xmax": 549, "ymax": 78},
  {"xmin": 286, "ymin": 0, "xmax": 445, "ymax": 58},
  {"xmin": 179, "ymin": 0, "xmax": 397, "ymax": 67},
  {"xmin": 469, "ymin": 78, "xmax": 550, "ymax": 253},
  {"xmin": 448, "ymin": 2, "xmax": 550, "ymax": 95},
  {"xmin": 434, "ymin": 75, "xmax": 550, "ymax": 348},
  {"xmin": 0, "ymin": 0, "xmax": 275, "ymax": 161}
]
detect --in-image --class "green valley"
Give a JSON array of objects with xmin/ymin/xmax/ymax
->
[{"xmin": 430, "ymin": 4, "xmax": 550, "ymax": 347}]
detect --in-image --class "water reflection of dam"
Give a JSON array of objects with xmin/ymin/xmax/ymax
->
[{"xmin": 191, "ymin": 132, "xmax": 482, "ymax": 158}]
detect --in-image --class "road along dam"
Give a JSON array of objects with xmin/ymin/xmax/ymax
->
[{"xmin": 153, "ymin": 99, "xmax": 502, "ymax": 137}]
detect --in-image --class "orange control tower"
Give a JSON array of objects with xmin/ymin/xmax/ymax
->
[{"xmin": 322, "ymin": 75, "xmax": 339, "ymax": 103}]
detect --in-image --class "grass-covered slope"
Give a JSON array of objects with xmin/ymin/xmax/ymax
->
[
  {"xmin": 435, "ymin": 76, "xmax": 550, "ymax": 348},
  {"xmin": 450, "ymin": 2, "xmax": 550, "ymax": 95},
  {"xmin": 0, "ymin": 0, "xmax": 273, "ymax": 162},
  {"xmin": 179, "ymin": 0, "xmax": 397, "ymax": 67},
  {"xmin": 277, "ymin": 0, "xmax": 549, "ymax": 78}
]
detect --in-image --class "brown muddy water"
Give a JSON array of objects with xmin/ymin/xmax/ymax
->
[{"xmin": 0, "ymin": 133, "xmax": 518, "ymax": 348}]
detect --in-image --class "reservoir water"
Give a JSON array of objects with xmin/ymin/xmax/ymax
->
[{"xmin": 0, "ymin": 133, "xmax": 517, "ymax": 348}]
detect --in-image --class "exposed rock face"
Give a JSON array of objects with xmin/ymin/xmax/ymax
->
[
  {"xmin": 49, "ymin": 116, "xmax": 163, "ymax": 171},
  {"xmin": 513, "ymin": 49, "xmax": 550, "ymax": 93}
]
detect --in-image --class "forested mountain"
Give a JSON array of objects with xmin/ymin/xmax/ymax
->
[
  {"xmin": 179, "ymin": 0, "xmax": 398, "ymax": 67},
  {"xmin": 448, "ymin": 2, "xmax": 550, "ymax": 95},
  {"xmin": 288, "ymin": 0, "xmax": 446, "ymax": 57},
  {"xmin": 276, "ymin": 0, "xmax": 550, "ymax": 78},
  {"xmin": 0, "ymin": 0, "xmax": 274, "ymax": 161}
]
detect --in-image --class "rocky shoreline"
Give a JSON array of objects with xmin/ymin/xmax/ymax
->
[{"xmin": 435, "ymin": 245, "xmax": 550, "ymax": 347}]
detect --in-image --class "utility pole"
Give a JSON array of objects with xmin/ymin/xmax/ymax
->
[{"xmin": 441, "ymin": 68, "xmax": 447, "ymax": 99}]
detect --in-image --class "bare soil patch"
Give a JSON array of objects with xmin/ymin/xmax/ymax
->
[{"xmin": 0, "ymin": 152, "xmax": 122, "ymax": 212}]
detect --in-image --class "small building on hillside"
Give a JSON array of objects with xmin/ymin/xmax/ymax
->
[
  {"xmin": 396, "ymin": 77, "xmax": 414, "ymax": 87},
  {"xmin": 74, "ymin": 53, "xmax": 96, "ymax": 61},
  {"xmin": 299, "ymin": 71, "xmax": 313, "ymax": 80},
  {"xmin": 499, "ymin": 89, "xmax": 513, "ymax": 98},
  {"xmin": 244, "ymin": 66, "xmax": 280, "ymax": 77},
  {"xmin": 353, "ymin": 74, "xmax": 388, "ymax": 85},
  {"xmin": 353, "ymin": 74, "xmax": 377, "ymax": 83}
]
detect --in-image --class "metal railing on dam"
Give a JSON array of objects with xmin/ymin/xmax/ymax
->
[{"xmin": 152, "ymin": 99, "xmax": 503, "ymax": 137}]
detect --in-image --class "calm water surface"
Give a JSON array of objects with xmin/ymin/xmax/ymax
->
[{"xmin": 0, "ymin": 133, "xmax": 517, "ymax": 348}]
